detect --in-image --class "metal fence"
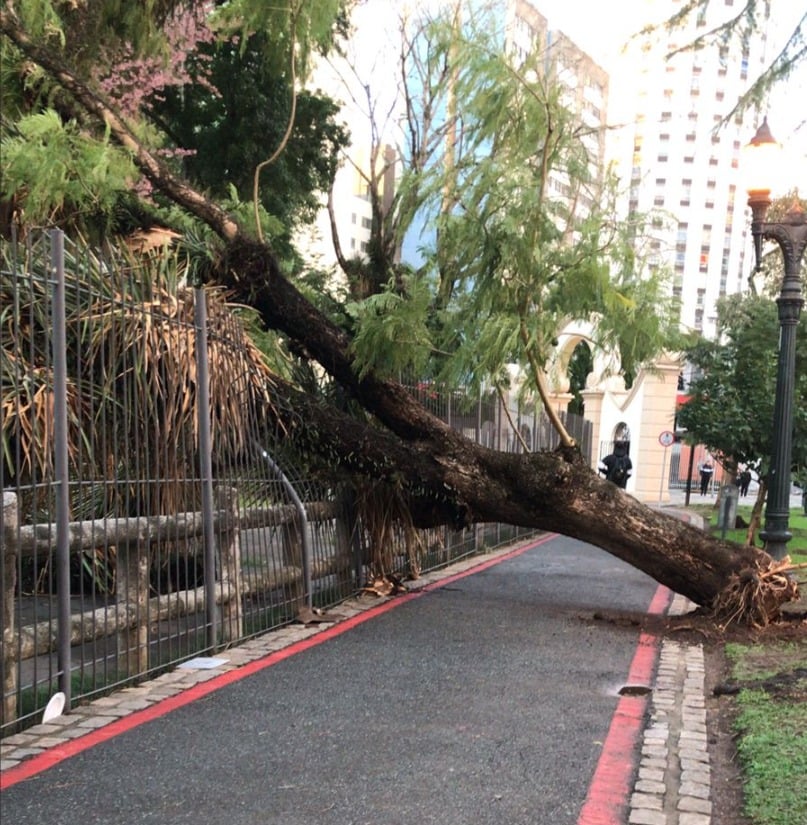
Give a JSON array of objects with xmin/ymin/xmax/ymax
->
[{"xmin": 1, "ymin": 230, "xmax": 590, "ymax": 736}]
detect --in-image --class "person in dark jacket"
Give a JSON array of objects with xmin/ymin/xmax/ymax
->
[
  {"xmin": 698, "ymin": 459, "xmax": 714, "ymax": 495},
  {"xmin": 738, "ymin": 469, "xmax": 752, "ymax": 497},
  {"xmin": 598, "ymin": 442, "xmax": 632, "ymax": 489}
]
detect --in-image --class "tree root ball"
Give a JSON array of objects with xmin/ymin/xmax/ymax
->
[{"xmin": 711, "ymin": 558, "xmax": 800, "ymax": 627}]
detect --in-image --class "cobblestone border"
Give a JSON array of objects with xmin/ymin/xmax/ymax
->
[{"xmin": 627, "ymin": 593, "xmax": 711, "ymax": 825}]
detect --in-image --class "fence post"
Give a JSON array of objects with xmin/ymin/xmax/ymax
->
[
  {"xmin": 193, "ymin": 286, "xmax": 218, "ymax": 650},
  {"xmin": 2, "ymin": 492, "xmax": 19, "ymax": 727},
  {"xmin": 216, "ymin": 487, "xmax": 242, "ymax": 643},
  {"xmin": 51, "ymin": 229, "xmax": 73, "ymax": 708},
  {"xmin": 116, "ymin": 540, "xmax": 149, "ymax": 678}
]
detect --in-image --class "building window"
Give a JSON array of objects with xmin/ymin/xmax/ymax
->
[
  {"xmin": 658, "ymin": 154, "xmax": 669, "ymax": 163},
  {"xmin": 684, "ymin": 156, "xmax": 694, "ymax": 164},
  {"xmin": 654, "ymin": 196, "xmax": 665, "ymax": 206}
]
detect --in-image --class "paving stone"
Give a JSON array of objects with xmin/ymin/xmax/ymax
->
[
  {"xmin": 679, "ymin": 812, "xmax": 711, "ymax": 825},
  {"xmin": 631, "ymin": 792, "xmax": 664, "ymax": 810},
  {"xmin": 635, "ymin": 779, "xmax": 666, "ymax": 795},
  {"xmin": 0, "ymin": 733, "xmax": 36, "ymax": 746},
  {"xmin": 30, "ymin": 736, "xmax": 67, "ymax": 748},
  {"xmin": 679, "ymin": 780, "xmax": 711, "ymax": 800},
  {"xmin": 6, "ymin": 747, "xmax": 43, "ymax": 759},
  {"xmin": 77, "ymin": 716, "xmax": 115, "ymax": 729},
  {"xmin": 628, "ymin": 808, "xmax": 668, "ymax": 825},
  {"xmin": 681, "ymin": 768, "xmax": 711, "ymax": 786},
  {"xmin": 679, "ymin": 796, "xmax": 712, "ymax": 815}
]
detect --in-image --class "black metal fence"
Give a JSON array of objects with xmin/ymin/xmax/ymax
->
[{"xmin": 1, "ymin": 230, "xmax": 590, "ymax": 736}]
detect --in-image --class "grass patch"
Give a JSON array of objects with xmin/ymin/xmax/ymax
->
[
  {"xmin": 726, "ymin": 643, "xmax": 807, "ymax": 825},
  {"xmin": 698, "ymin": 505, "xmax": 807, "ymax": 560}
]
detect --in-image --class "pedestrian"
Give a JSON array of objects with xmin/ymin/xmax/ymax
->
[
  {"xmin": 599, "ymin": 442, "xmax": 632, "ymax": 489},
  {"xmin": 738, "ymin": 469, "xmax": 752, "ymax": 497},
  {"xmin": 698, "ymin": 459, "xmax": 714, "ymax": 495}
]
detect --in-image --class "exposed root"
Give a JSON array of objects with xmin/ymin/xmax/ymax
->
[{"xmin": 711, "ymin": 558, "xmax": 801, "ymax": 627}]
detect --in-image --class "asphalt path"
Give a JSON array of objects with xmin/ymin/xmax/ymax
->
[{"xmin": 1, "ymin": 536, "xmax": 661, "ymax": 825}]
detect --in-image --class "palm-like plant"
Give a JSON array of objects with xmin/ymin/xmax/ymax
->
[{"xmin": 1, "ymin": 232, "xmax": 278, "ymax": 520}]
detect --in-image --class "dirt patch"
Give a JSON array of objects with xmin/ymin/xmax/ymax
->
[{"xmin": 706, "ymin": 643, "xmax": 753, "ymax": 825}]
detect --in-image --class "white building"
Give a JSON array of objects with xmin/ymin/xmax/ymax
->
[{"xmin": 608, "ymin": 0, "xmax": 773, "ymax": 340}]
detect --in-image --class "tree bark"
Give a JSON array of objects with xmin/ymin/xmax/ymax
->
[{"xmin": 0, "ymin": 8, "xmax": 798, "ymax": 623}]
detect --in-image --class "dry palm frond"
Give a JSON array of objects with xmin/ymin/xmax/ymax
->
[{"xmin": 2, "ymin": 233, "xmax": 281, "ymax": 515}]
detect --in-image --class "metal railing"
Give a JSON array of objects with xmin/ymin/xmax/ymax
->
[{"xmin": 1, "ymin": 230, "xmax": 590, "ymax": 735}]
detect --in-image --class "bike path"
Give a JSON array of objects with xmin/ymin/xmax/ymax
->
[{"xmin": 1, "ymin": 535, "xmax": 664, "ymax": 825}]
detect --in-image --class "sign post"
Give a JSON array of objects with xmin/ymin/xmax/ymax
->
[{"xmin": 658, "ymin": 430, "xmax": 675, "ymax": 503}]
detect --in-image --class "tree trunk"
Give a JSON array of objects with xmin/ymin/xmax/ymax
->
[{"xmin": 0, "ymin": 9, "xmax": 798, "ymax": 624}]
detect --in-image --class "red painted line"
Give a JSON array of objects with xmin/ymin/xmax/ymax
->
[
  {"xmin": 1, "ymin": 533, "xmax": 556, "ymax": 790},
  {"xmin": 576, "ymin": 584, "xmax": 673, "ymax": 825}
]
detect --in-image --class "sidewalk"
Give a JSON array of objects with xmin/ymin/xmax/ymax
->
[{"xmin": 2, "ymin": 528, "xmax": 718, "ymax": 825}]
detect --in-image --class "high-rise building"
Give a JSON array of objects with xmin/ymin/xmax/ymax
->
[
  {"xmin": 507, "ymin": 0, "xmax": 609, "ymax": 202},
  {"xmin": 610, "ymin": 0, "xmax": 772, "ymax": 339}
]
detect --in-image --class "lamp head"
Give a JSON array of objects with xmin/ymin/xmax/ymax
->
[
  {"xmin": 744, "ymin": 117, "xmax": 782, "ymax": 271},
  {"xmin": 743, "ymin": 116, "xmax": 782, "ymax": 201}
]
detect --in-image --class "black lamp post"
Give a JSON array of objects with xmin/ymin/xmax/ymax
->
[{"xmin": 744, "ymin": 117, "xmax": 807, "ymax": 560}]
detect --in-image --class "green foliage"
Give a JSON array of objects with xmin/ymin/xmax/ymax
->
[
  {"xmin": 347, "ymin": 273, "xmax": 436, "ymax": 379},
  {"xmin": 360, "ymin": 9, "xmax": 679, "ymax": 397},
  {"xmin": 676, "ymin": 291, "xmax": 807, "ymax": 478},
  {"xmin": 1, "ymin": 109, "xmax": 137, "ymax": 229},
  {"xmin": 151, "ymin": 33, "xmax": 349, "ymax": 248}
]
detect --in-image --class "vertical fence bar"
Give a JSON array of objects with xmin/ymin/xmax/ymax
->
[
  {"xmin": 2, "ymin": 493, "xmax": 19, "ymax": 727},
  {"xmin": 194, "ymin": 286, "xmax": 218, "ymax": 650},
  {"xmin": 51, "ymin": 230, "xmax": 72, "ymax": 707}
]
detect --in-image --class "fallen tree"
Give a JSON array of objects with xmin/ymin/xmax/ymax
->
[{"xmin": 0, "ymin": 6, "xmax": 799, "ymax": 624}]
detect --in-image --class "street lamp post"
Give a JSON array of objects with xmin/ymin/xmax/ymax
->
[{"xmin": 744, "ymin": 117, "xmax": 807, "ymax": 560}]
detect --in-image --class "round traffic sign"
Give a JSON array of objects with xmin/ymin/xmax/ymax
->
[{"xmin": 658, "ymin": 430, "xmax": 675, "ymax": 447}]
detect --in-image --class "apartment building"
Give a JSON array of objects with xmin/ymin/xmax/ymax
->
[
  {"xmin": 611, "ymin": 0, "xmax": 772, "ymax": 338},
  {"xmin": 506, "ymin": 0, "xmax": 610, "ymax": 205}
]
